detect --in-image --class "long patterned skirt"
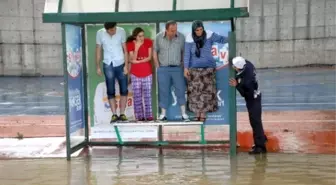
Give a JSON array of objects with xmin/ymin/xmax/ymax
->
[{"xmin": 187, "ymin": 68, "xmax": 218, "ymax": 113}]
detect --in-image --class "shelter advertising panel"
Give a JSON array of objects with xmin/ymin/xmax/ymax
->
[
  {"xmin": 65, "ymin": 24, "xmax": 86, "ymax": 146},
  {"xmin": 86, "ymin": 24, "xmax": 157, "ymax": 139},
  {"xmin": 158, "ymin": 21, "xmax": 231, "ymax": 125}
]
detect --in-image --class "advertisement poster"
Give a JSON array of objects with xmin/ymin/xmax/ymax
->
[
  {"xmin": 159, "ymin": 21, "xmax": 231, "ymax": 125},
  {"xmin": 86, "ymin": 24, "xmax": 158, "ymax": 139},
  {"xmin": 65, "ymin": 24, "xmax": 85, "ymax": 146}
]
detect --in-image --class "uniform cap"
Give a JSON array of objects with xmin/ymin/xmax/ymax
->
[{"xmin": 232, "ymin": 56, "xmax": 246, "ymax": 69}]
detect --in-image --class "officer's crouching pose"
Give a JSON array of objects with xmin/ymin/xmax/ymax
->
[{"xmin": 229, "ymin": 56, "xmax": 267, "ymax": 154}]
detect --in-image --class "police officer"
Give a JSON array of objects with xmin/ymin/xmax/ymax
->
[{"xmin": 229, "ymin": 56, "xmax": 267, "ymax": 154}]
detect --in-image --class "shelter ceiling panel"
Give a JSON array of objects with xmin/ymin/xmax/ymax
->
[
  {"xmin": 176, "ymin": 0, "xmax": 249, "ymax": 10},
  {"xmin": 44, "ymin": 0, "xmax": 60, "ymax": 13},
  {"xmin": 118, "ymin": 0, "xmax": 173, "ymax": 12},
  {"xmin": 176, "ymin": 0, "xmax": 231, "ymax": 10},
  {"xmin": 62, "ymin": 0, "xmax": 116, "ymax": 13}
]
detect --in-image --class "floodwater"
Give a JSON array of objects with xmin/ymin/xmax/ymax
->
[{"xmin": 0, "ymin": 149, "xmax": 335, "ymax": 185}]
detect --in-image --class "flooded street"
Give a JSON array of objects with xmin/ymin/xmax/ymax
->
[{"xmin": 0, "ymin": 149, "xmax": 335, "ymax": 185}]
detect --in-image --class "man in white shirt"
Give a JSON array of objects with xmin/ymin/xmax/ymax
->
[{"xmin": 96, "ymin": 22, "xmax": 129, "ymax": 123}]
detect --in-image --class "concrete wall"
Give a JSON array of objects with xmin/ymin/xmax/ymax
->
[
  {"xmin": 236, "ymin": 0, "xmax": 336, "ymax": 68},
  {"xmin": 0, "ymin": 0, "xmax": 62, "ymax": 76},
  {"xmin": 0, "ymin": 0, "xmax": 335, "ymax": 76}
]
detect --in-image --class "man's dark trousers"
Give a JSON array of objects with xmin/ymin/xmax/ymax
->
[{"xmin": 245, "ymin": 93, "xmax": 266, "ymax": 148}]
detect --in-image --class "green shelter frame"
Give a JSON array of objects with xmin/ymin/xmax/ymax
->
[{"xmin": 43, "ymin": 0, "xmax": 249, "ymax": 160}]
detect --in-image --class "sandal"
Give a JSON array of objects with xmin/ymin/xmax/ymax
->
[
  {"xmin": 193, "ymin": 117, "xmax": 200, "ymax": 121},
  {"xmin": 199, "ymin": 117, "xmax": 206, "ymax": 122}
]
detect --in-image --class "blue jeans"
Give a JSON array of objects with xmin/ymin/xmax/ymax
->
[
  {"xmin": 103, "ymin": 63, "xmax": 128, "ymax": 99},
  {"xmin": 157, "ymin": 66, "xmax": 186, "ymax": 109}
]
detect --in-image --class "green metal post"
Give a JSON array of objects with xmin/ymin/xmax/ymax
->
[
  {"xmin": 57, "ymin": 0, "xmax": 63, "ymax": 13},
  {"xmin": 155, "ymin": 22, "xmax": 163, "ymax": 143},
  {"xmin": 61, "ymin": 23, "xmax": 71, "ymax": 161},
  {"xmin": 114, "ymin": 126, "xmax": 123, "ymax": 145},
  {"xmin": 115, "ymin": 0, "xmax": 119, "ymax": 12},
  {"xmin": 81, "ymin": 25, "xmax": 89, "ymax": 144},
  {"xmin": 230, "ymin": 0, "xmax": 235, "ymax": 8},
  {"xmin": 172, "ymin": 0, "xmax": 177, "ymax": 10},
  {"xmin": 200, "ymin": 124, "xmax": 206, "ymax": 144},
  {"xmin": 228, "ymin": 31, "xmax": 237, "ymax": 157},
  {"xmin": 158, "ymin": 125, "xmax": 163, "ymax": 144}
]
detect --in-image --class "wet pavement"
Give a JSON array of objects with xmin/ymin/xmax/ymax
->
[
  {"xmin": 0, "ymin": 77, "xmax": 64, "ymax": 115},
  {"xmin": 0, "ymin": 67, "xmax": 335, "ymax": 115},
  {"xmin": 0, "ymin": 149, "xmax": 335, "ymax": 185},
  {"xmin": 255, "ymin": 67, "xmax": 335, "ymax": 111}
]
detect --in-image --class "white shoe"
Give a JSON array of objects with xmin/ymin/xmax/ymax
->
[
  {"xmin": 182, "ymin": 114, "xmax": 190, "ymax": 122},
  {"xmin": 159, "ymin": 114, "xmax": 167, "ymax": 122}
]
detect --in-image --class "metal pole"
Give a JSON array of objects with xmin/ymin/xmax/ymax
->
[
  {"xmin": 81, "ymin": 25, "xmax": 90, "ymax": 144},
  {"xmin": 200, "ymin": 124, "xmax": 206, "ymax": 144},
  {"xmin": 228, "ymin": 30, "xmax": 237, "ymax": 157},
  {"xmin": 61, "ymin": 23, "xmax": 71, "ymax": 160},
  {"xmin": 230, "ymin": 0, "xmax": 235, "ymax": 8},
  {"xmin": 155, "ymin": 22, "xmax": 163, "ymax": 143},
  {"xmin": 115, "ymin": 0, "xmax": 120, "ymax": 12},
  {"xmin": 114, "ymin": 126, "xmax": 124, "ymax": 145},
  {"xmin": 57, "ymin": 0, "xmax": 63, "ymax": 13},
  {"xmin": 172, "ymin": 0, "xmax": 177, "ymax": 10}
]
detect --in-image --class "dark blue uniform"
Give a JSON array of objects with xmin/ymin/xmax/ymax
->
[{"xmin": 236, "ymin": 60, "xmax": 266, "ymax": 149}]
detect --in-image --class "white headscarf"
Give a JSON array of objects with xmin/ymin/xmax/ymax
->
[{"xmin": 232, "ymin": 56, "xmax": 246, "ymax": 69}]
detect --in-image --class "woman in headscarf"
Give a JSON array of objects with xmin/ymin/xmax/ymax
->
[{"xmin": 183, "ymin": 20, "xmax": 228, "ymax": 121}]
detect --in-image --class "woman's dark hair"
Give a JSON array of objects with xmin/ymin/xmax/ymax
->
[{"xmin": 126, "ymin": 27, "xmax": 145, "ymax": 43}]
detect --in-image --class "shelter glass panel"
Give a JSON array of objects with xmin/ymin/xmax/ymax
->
[{"xmin": 64, "ymin": 24, "xmax": 86, "ymax": 147}]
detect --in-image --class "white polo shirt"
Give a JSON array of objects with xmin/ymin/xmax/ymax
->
[{"xmin": 96, "ymin": 27, "xmax": 126, "ymax": 67}]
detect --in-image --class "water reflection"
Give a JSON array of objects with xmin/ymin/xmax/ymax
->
[
  {"xmin": 0, "ymin": 149, "xmax": 335, "ymax": 185},
  {"xmin": 85, "ymin": 148, "xmax": 232, "ymax": 185},
  {"xmin": 74, "ymin": 148, "xmax": 335, "ymax": 185},
  {"xmin": 248, "ymin": 155, "xmax": 267, "ymax": 185}
]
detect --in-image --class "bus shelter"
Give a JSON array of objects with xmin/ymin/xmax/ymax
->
[{"xmin": 42, "ymin": 0, "xmax": 250, "ymax": 160}]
